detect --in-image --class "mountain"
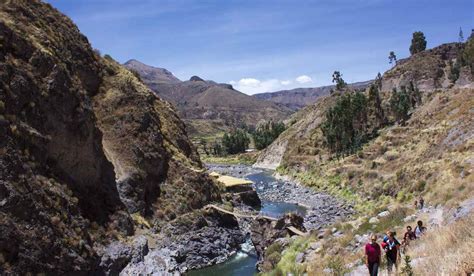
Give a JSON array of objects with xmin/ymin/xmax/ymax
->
[
  {"xmin": 253, "ymin": 80, "xmax": 372, "ymax": 110},
  {"xmin": 124, "ymin": 59, "xmax": 181, "ymax": 84},
  {"xmin": 124, "ymin": 60, "xmax": 293, "ymax": 138},
  {"xmin": 0, "ymin": 1, "xmax": 220, "ymax": 273}
]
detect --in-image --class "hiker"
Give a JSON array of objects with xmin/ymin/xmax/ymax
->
[
  {"xmin": 413, "ymin": 199, "xmax": 418, "ymax": 209},
  {"xmin": 414, "ymin": 220, "xmax": 427, "ymax": 237},
  {"xmin": 418, "ymin": 196, "xmax": 424, "ymax": 209},
  {"xmin": 381, "ymin": 231, "xmax": 400, "ymax": 275},
  {"xmin": 402, "ymin": 225, "xmax": 417, "ymax": 252},
  {"xmin": 365, "ymin": 234, "xmax": 381, "ymax": 276}
]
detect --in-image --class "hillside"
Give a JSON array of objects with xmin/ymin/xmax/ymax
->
[
  {"xmin": 253, "ymin": 80, "xmax": 372, "ymax": 110},
  {"xmin": 0, "ymin": 1, "xmax": 220, "ymax": 274},
  {"xmin": 124, "ymin": 60, "xmax": 293, "ymax": 138},
  {"xmin": 254, "ymin": 41, "xmax": 474, "ymax": 274}
]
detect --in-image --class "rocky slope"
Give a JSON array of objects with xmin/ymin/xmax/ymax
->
[
  {"xmin": 382, "ymin": 42, "xmax": 473, "ymax": 91},
  {"xmin": 0, "ymin": 1, "xmax": 220, "ymax": 274},
  {"xmin": 124, "ymin": 60, "xmax": 293, "ymax": 138},
  {"xmin": 253, "ymin": 80, "xmax": 372, "ymax": 110}
]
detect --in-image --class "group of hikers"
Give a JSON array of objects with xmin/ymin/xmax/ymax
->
[{"xmin": 364, "ymin": 220, "xmax": 427, "ymax": 275}]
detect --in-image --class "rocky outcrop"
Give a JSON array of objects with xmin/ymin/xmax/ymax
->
[
  {"xmin": 382, "ymin": 43, "xmax": 473, "ymax": 92},
  {"xmin": 0, "ymin": 1, "xmax": 220, "ymax": 274},
  {"xmin": 250, "ymin": 213, "xmax": 306, "ymax": 271},
  {"xmin": 124, "ymin": 209, "xmax": 245, "ymax": 274}
]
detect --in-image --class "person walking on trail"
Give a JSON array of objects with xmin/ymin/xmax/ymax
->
[
  {"xmin": 381, "ymin": 231, "xmax": 400, "ymax": 275},
  {"xmin": 418, "ymin": 196, "xmax": 424, "ymax": 209},
  {"xmin": 365, "ymin": 234, "xmax": 381, "ymax": 276},
  {"xmin": 415, "ymin": 220, "xmax": 427, "ymax": 237},
  {"xmin": 402, "ymin": 225, "xmax": 416, "ymax": 252}
]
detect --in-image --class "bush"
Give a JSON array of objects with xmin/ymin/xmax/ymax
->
[
  {"xmin": 326, "ymin": 256, "xmax": 349, "ymax": 275},
  {"xmin": 267, "ymin": 251, "xmax": 282, "ymax": 267}
]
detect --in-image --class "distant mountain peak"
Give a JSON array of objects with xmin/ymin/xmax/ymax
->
[
  {"xmin": 190, "ymin": 75, "xmax": 205, "ymax": 82},
  {"xmin": 123, "ymin": 59, "xmax": 181, "ymax": 83}
]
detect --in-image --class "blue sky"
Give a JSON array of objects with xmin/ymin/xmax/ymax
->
[{"xmin": 47, "ymin": 0, "xmax": 473, "ymax": 94}]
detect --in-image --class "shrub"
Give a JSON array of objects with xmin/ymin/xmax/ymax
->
[
  {"xmin": 267, "ymin": 252, "xmax": 282, "ymax": 267},
  {"xmin": 326, "ymin": 256, "xmax": 349, "ymax": 275}
]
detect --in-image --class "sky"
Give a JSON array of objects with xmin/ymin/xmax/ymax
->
[{"xmin": 47, "ymin": 0, "xmax": 473, "ymax": 94}]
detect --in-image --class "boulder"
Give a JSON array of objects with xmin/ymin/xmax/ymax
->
[
  {"xmin": 369, "ymin": 217, "xmax": 380, "ymax": 224},
  {"xmin": 377, "ymin": 211, "xmax": 391, "ymax": 218}
]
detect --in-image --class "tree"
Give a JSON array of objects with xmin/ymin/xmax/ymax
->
[
  {"xmin": 367, "ymin": 84, "xmax": 386, "ymax": 128},
  {"xmin": 409, "ymin": 31, "xmax": 427, "ymax": 55},
  {"xmin": 321, "ymin": 92, "xmax": 369, "ymax": 156},
  {"xmin": 389, "ymin": 51, "xmax": 397, "ymax": 66},
  {"xmin": 221, "ymin": 129, "xmax": 250, "ymax": 154},
  {"xmin": 459, "ymin": 27, "xmax": 464, "ymax": 43},
  {"xmin": 332, "ymin": 71, "xmax": 346, "ymax": 90},
  {"xmin": 252, "ymin": 121, "xmax": 286, "ymax": 150},
  {"xmin": 374, "ymin": 72, "xmax": 383, "ymax": 90},
  {"xmin": 389, "ymin": 87, "xmax": 411, "ymax": 123}
]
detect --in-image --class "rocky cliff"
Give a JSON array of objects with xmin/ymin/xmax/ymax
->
[
  {"xmin": 382, "ymin": 42, "xmax": 473, "ymax": 92},
  {"xmin": 0, "ymin": 1, "xmax": 219, "ymax": 274}
]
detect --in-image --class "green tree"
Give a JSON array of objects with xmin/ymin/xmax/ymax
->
[
  {"xmin": 375, "ymin": 72, "xmax": 383, "ymax": 90},
  {"xmin": 389, "ymin": 51, "xmax": 397, "ymax": 66},
  {"xmin": 321, "ymin": 92, "xmax": 369, "ymax": 156},
  {"xmin": 410, "ymin": 31, "xmax": 427, "ymax": 55},
  {"xmin": 332, "ymin": 71, "xmax": 346, "ymax": 90},
  {"xmin": 459, "ymin": 27, "xmax": 464, "ymax": 43},
  {"xmin": 389, "ymin": 87, "xmax": 411, "ymax": 123},
  {"xmin": 367, "ymin": 84, "xmax": 386, "ymax": 129},
  {"xmin": 211, "ymin": 141, "xmax": 223, "ymax": 156},
  {"xmin": 252, "ymin": 121, "xmax": 286, "ymax": 150},
  {"xmin": 222, "ymin": 129, "xmax": 250, "ymax": 154},
  {"xmin": 462, "ymin": 34, "xmax": 474, "ymax": 73}
]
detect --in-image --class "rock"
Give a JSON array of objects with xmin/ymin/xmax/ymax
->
[
  {"xmin": 369, "ymin": 217, "xmax": 380, "ymax": 224},
  {"xmin": 238, "ymin": 189, "xmax": 262, "ymax": 208},
  {"xmin": 99, "ymin": 242, "xmax": 133, "ymax": 275},
  {"xmin": 309, "ymin": 242, "xmax": 321, "ymax": 250},
  {"xmin": 295, "ymin": 253, "xmax": 305, "ymax": 263},
  {"xmin": 403, "ymin": 214, "xmax": 417, "ymax": 222},
  {"xmin": 250, "ymin": 213, "xmax": 306, "ymax": 272},
  {"xmin": 377, "ymin": 211, "xmax": 390, "ymax": 218}
]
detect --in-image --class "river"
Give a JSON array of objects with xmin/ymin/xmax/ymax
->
[{"xmin": 187, "ymin": 167, "xmax": 307, "ymax": 276}]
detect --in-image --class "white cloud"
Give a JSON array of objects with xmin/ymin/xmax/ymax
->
[
  {"xmin": 232, "ymin": 78, "xmax": 297, "ymax": 94},
  {"xmin": 296, "ymin": 75, "xmax": 313, "ymax": 84},
  {"xmin": 230, "ymin": 76, "xmax": 312, "ymax": 95}
]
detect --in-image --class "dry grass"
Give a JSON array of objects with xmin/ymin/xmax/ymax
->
[{"xmin": 410, "ymin": 213, "xmax": 474, "ymax": 275}]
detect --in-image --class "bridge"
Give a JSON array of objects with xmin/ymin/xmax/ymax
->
[{"xmin": 204, "ymin": 204, "xmax": 308, "ymax": 236}]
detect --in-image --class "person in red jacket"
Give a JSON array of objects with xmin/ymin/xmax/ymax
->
[{"xmin": 365, "ymin": 234, "xmax": 381, "ymax": 276}]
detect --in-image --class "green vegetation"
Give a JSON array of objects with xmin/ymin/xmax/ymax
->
[
  {"xmin": 409, "ymin": 31, "xmax": 427, "ymax": 55},
  {"xmin": 401, "ymin": 254, "xmax": 415, "ymax": 276},
  {"xmin": 222, "ymin": 129, "xmax": 250, "ymax": 154},
  {"xmin": 389, "ymin": 51, "xmax": 397, "ymax": 66},
  {"xmin": 332, "ymin": 71, "xmax": 346, "ymax": 90},
  {"xmin": 321, "ymin": 92, "xmax": 370, "ymax": 156},
  {"xmin": 389, "ymin": 82, "xmax": 421, "ymax": 123},
  {"xmin": 252, "ymin": 121, "xmax": 286, "ymax": 150}
]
